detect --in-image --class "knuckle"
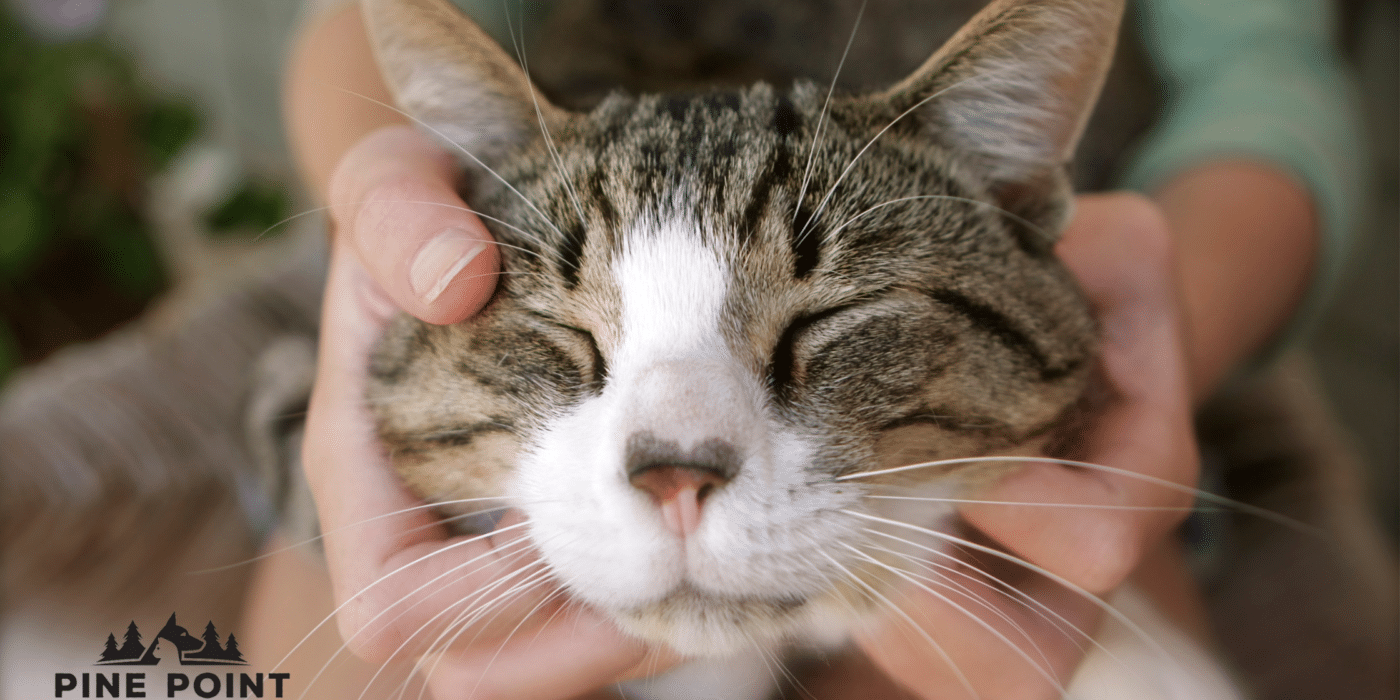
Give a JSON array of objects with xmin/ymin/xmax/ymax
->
[
  {"xmin": 1113, "ymin": 192, "xmax": 1175, "ymax": 267},
  {"xmin": 334, "ymin": 591, "xmax": 405, "ymax": 663},
  {"xmin": 1074, "ymin": 515, "xmax": 1144, "ymax": 594},
  {"xmin": 352, "ymin": 175, "xmax": 423, "ymax": 233}
]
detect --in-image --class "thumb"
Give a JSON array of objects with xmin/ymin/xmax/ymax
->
[{"xmin": 328, "ymin": 124, "xmax": 500, "ymax": 325}]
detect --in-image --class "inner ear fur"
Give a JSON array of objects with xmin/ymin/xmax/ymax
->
[
  {"xmin": 878, "ymin": 0, "xmax": 1125, "ymax": 234},
  {"xmin": 361, "ymin": 0, "xmax": 570, "ymax": 164}
]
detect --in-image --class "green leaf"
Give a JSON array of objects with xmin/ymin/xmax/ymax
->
[
  {"xmin": 0, "ymin": 319, "xmax": 17, "ymax": 387},
  {"xmin": 93, "ymin": 214, "xmax": 166, "ymax": 297},
  {"xmin": 142, "ymin": 99, "xmax": 200, "ymax": 171},
  {"xmin": 204, "ymin": 178, "xmax": 291, "ymax": 237},
  {"xmin": 0, "ymin": 188, "xmax": 49, "ymax": 277}
]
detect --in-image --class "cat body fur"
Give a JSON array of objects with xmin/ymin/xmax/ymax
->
[{"xmin": 360, "ymin": 0, "xmax": 1243, "ymax": 697}]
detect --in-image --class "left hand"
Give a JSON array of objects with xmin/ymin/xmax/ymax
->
[{"xmin": 851, "ymin": 192, "xmax": 1200, "ymax": 700}]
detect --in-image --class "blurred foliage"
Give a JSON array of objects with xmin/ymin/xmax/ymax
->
[
  {"xmin": 0, "ymin": 5, "xmax": 202, "ymax": 383},
  {"xmin": 205, "ymin": 177, "xmax": 291, "ymax": 236}
]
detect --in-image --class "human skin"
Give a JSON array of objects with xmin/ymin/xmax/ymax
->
[{"xmin": 270, "ymin": 6, "xmax": 1318, "ymax": 699}]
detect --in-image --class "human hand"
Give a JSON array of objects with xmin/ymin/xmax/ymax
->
[
  {"xmin": 852, "ymin": 192, "xmax": 1200, "ymax": 699},
  {"xmin": 303, "ymin": 124, "xmax": 676, "ymax": 699}
]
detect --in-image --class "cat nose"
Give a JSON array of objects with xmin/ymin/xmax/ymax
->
[
  {"xmin": 625, "ymin": 434, "xmax": 739, "ymax": 537},
  {"xmin": 629, "ymin": 464, "xmax": 731, "ymax": 536}
]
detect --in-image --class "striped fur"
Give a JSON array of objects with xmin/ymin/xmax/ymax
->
[{"xmin": 357, "ymin": 1, "xmax": 1226, "ymax": 698}]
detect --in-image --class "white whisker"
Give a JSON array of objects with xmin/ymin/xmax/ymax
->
[
  {"xmin": 862, "ymin": 540, "xmax": 1055, "ymax": 650},
  {"xmin": 793, "ymin": 0, "xmax": 867, "ymax": 224},
  {"xmin": 278, "ymin": 520, "xmax": 530, "ymax": 678},
  {"xmin": 188, "ymin": 496, "xmax": 515, "ymax": 574},
  {"xmin": 825, "ymin": 193, "xmax": 1052, "ymax": 242},
  {"xmin": 375, "ymin": 556, "xmax": 550, "ymax": 700},
  {"xmin": 331, "ymin": 86, "xmax": 566, "ymax": 239},
  {"xmin": 503, "ymin": 5, "xmax": 589, "ymax": 232},
  {"xmin": 818, "ymin": 550, "xmax": 980, "ymax": 699},
  {"xmin": 859, "ymin": 526, "xmax": 1139, "ymax": 678},
  {"xmin": 841, "ymin": 542, "xmax": 1069, "ymax": 697},
  {"xmin": 867, "ymin": 494, "xmax": 1216, "ymax": 512},
  {"xmin": 406, "ymin": 564, "xmax": 558, "ymax": 700},
  {"xmin": 843, "ymin": 509, "xmax": 1175, "ymax": 665},
  {"xmin": 839, "ymin": 455, "xmax": 1318, "ymax": 534},
  {"xmin": 353, "ymin": 542, "xmax": 550, "ymax": 700},
  {"xmin": 800, "ymin": 68, "xmax": 1022, "ymax": 240}
]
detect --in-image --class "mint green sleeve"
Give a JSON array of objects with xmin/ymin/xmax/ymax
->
[{"xmin": 1120, "ymin": 0, "xmax": 1368, "ymax": 352}]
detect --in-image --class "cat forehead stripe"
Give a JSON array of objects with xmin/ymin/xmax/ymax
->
[{"xmin": 613, "ymin": 216, "xmax": 730, "ymax": 363}]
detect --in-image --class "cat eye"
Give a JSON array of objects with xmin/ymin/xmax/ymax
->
[
  {"xmin": 767, "ymin": 304, "xmax": 859, "ymax": 402},
  {"xmin": 524, "ymin": 311, "xmax": 607, "ymax": 387},
  {"xmin": 557, "ymin": 322, "xmax": 608, "ymax": 386}
]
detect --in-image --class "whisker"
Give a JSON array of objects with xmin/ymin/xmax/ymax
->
[
  {"xmin": 343, "ymin": 542, "xmax": 547, "ymax": 700},
  {"xmin": 861, "ymin": 540, "xmax": 1056, "ymax": 654},
  {"xmin": 800, "ymin": 68, "xmax": 1025, "ymax": 240},
  {"xmin": 313, "ymin": 540, "xmax": 540, "ymax": 700},
  {"xmin": 817, "ymin": 550, "xmax": 981, "ymax": 699},
  {"xmin": 858, "ymin": 526, "xmax": 1138, "ymax": 678},
  {"xmin": 187, "ymin": 496, "xmax": 517, "ymax": 574},
  {"xmin": 867, "ymin": 494, "xmax": 1217, "ymax": 512},
  {"xmin": 792, "ymin": 0, "xmax": 867, "ymax": 223},
  {"xmin": 841, "ymin": 542, "xmax": 1069, "ymax": 697},
  {"xmin": 396, "ymin": 563, "xmax": 557, "ymax": 700},
  {"xmin": 254, "ymin": 204, "xmax": 330, "ymax": 241},
  {"xmin": 503, "ymin": 4, "xmax": 589, "ymax": 233},
  {"xmin": 410, "ymin": 566, "xmax": 557, "ymax": 692},
  {"xmin": 391, "ymin": 563, "xmax": 554, "ymax": 700},
  {"xmin": 840, "ymin": 455, "xmax": 1320, "ymax": 534},
  {"xmin": 275, "ymin": 520, "xmax": 530, "ymax": 676},
  {"xmin": 353, "ymin": 197, "xmax": 560, "ymax": 265},
  {"xmin": 824, "ymin": 193, "xmax": 1052, "ymax": 242},
  {"xmin": 461, "ymin": 569, "xmax": 568, "ymax": 699},
  {"xmin": 331, "ymin": 86, "xmax": 566, "ymax": 239},
  {"xmin": 368, "ymin": 555, "xmax": 549, "ymax": 700},
  {"xmin": 843, "ymin": 509, "xmax": 1175, "ymax": 664}
]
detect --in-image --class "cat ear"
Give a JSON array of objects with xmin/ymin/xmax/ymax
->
[
  {"xmin": 878, "ymin": 0, "xmax": 1125, "ymax": 231},
  {"xmin": 361, "ymin": 0, "xmax": 568, "ymax": 163}
]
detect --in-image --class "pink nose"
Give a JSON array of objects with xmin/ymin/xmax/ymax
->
[{"xmin": 628, "ymin": 465, "xmax": 729, "ymax": 537}]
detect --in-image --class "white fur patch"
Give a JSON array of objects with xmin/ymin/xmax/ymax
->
[
  {"xmin": 511, "ymin": 213, "xmax": 863, "ymax": 655},
  {"xmin": 1067, "ymin": 587, "xmax": 1245, "ymax": 700}
]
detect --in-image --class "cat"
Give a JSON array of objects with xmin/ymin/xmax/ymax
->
[{"xmin": 356, "ymin": 0, "xmax": 1246, "ymax": 698}]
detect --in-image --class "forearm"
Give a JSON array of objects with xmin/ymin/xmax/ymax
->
[
  {"xmin": 1154, "ymin": 160, "xmax": 1318, "ymax": 401},
  {"xmin": 284, "ymin": 4, "xmax": 403, "ymax": 203}
]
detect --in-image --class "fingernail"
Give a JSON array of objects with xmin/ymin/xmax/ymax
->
[{"xmin": 410, "ymin": 228, "xmax": 488, "ymax": 304}]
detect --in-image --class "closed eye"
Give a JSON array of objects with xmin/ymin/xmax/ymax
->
[
  {"xmin": 766, "ymin": 303, "xmax": 859, "ymax": 403},
  {"xmin": 880, "ymin": 411, "xmax": 1005, "ymax": 433},
  {"xmin": 556, "ymin": 322, "xmax": 607, "ymax": 386},
  {"xmin": 526, "ymin": 312, "xmax": 608, "ymax": 386}
]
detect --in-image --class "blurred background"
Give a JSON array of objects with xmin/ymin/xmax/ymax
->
[
  {"xmin": 1, "ymin": 0, "xmax": 1391, "ymax": 550},
  {"xmin": 0, "ymin": 0, "xmax": 1394, "ymax": 697}
]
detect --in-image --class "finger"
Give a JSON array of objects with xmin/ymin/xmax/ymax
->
[
  {"xmin": 963, "ymin": 193, "xmax": 1197, "ymax": 594},
  {"xmin": 328, "ymin": 124, "xmax": 500, "ymax": 325},
  {"xmin": 855, "ymin": 558, "xmax": 1101, "ymax": 700},
  {"xmin": 424, "ymin": 606, "xmax": 658, "ymax": 700},
  {"xmin": 304, "ymin": 244, "xmax": 547, "ymax": 662}
]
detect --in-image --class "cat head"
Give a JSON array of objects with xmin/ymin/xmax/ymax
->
[{"xmin": 362, "ymin": 0, "xmax": 1118, "ymax": 655}]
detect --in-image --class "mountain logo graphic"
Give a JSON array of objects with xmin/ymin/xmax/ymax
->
[{"xmin": 96, "ymin": 614, "xmax": 247, "ymax": 666}]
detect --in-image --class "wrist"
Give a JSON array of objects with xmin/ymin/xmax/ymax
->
[
  {"xmin": 1153, "ymin": 160, "xmax": 1318, "ymax": 401},
  {"xmin": 285, "ymin": 3, "xmax": 405, "ymax": 203}
]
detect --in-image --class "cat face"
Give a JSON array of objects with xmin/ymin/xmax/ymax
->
[{"xmin": 363, "ymin": 0, "xmax": 1118, "ymax": 655}]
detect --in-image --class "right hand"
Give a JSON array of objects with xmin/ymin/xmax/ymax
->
[{"xmin": 303, "ymin": 124, "xmax": 678, "ymax": 699}]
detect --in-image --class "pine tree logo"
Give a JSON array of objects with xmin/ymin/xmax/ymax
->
[{"xmin": 95, "ymin": 614, "xmax": 247, "ymax": 665}]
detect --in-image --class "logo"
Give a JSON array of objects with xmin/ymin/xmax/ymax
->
[
  {"xmin": 54, "ymin": 613, "xmax": 290, "ymax": 698},
  {"xmin": 97, "ymin": 613, "xmax": 246, "ymax": 666}
]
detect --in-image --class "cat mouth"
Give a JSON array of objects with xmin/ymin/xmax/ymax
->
[
  {"xmin": 618, "ymin": 582, "xmax": 809, "ymax": 618},
  {"xmin": 608, "ymin": 585, "xmax": 815, "ymax": 655}
]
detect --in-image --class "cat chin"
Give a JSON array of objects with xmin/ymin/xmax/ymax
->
[{"xmin": 603, "ymin": 587, "xmax": 861, "ymax": 657}]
